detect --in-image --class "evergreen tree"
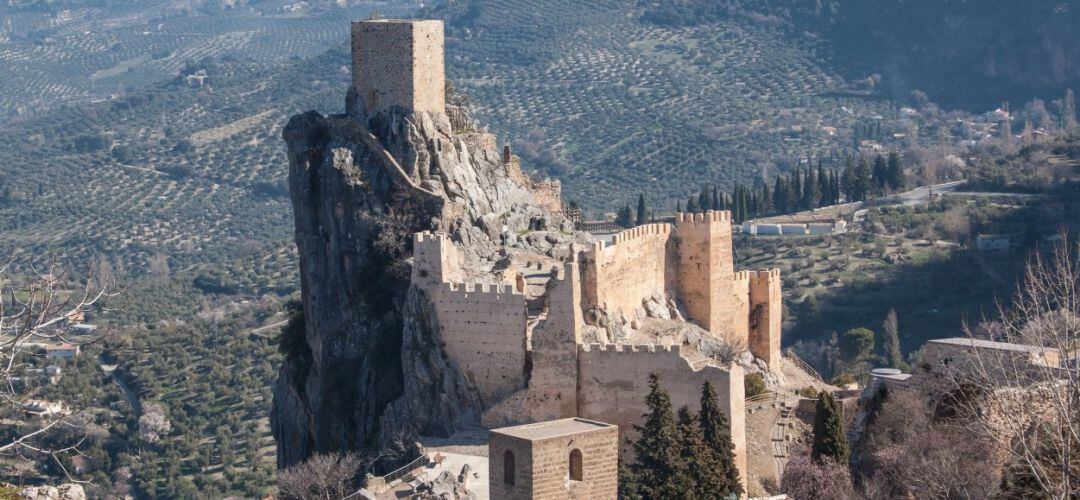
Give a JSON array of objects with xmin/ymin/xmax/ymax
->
[
  {"xmin": 881, "ymin": 308, "xmax": 902, "ymax": 369},
  {"xmin": 871, "ymin": 155, "xmax": 888, "ymax": 194},
  {"xmin": 885, "ymin": 152, "xmax": 905, "ymax": 192},
  {"xmin": 811, "ymin": 392, "xmax": 849, "ymax": 464},
  {"xmin": 817, "ymin": 163, "xmax": 829, "ymax": 206},
  {"xmin": 773, "ymin": 176, "xmax": 785, "ymax": 214},
  {"xmin": 630, "ymin": 374, "xmax": 694, "ymax": 499},
  {"xmin": 1065, "ymin": 88, "xmax": 1078, "ymax": 132},
  {"xmin": 687, "ymin": 195, "xmax": 698, "ymax": 213},
  {"xmin": 802, "ymin": 166, "xmax": 818, "ymax": 210},
  {"xmin": 711, "ymin": 186, "xmax": 721, "ymax": 212},
  {"xmin": 636, "ymin": 193, "xmax": 647, "ymax": 226},
  {"xmin": 676, "ymin": 200, "xmax": 683, "ymax": 213},
  {"xmin": 792, "ymin": 165, "xmax": 803, "ymax": 207},
  {"xmin": 699, "ymin": 381, "xmax": 743, "ymax": 497},
  {"xmin": 760, "ymin": 180, "xmax": 773, "ymax": 215},
  {"xmin": 616, "ymin": 204, "xmax": 633, "ymax": 228},
  {"xmin": 840, "ymin": 158, "xmax": 856, "ymax": 202},
  {"xmin": 698, "ymin": 188, "xmax": 711, "ymax": 212},
  {"xmin": 677, "ymin": 407, "xmax": 730, "ymax": 500},
  {"xmin": 831, "ymin": 170, "xmax": 841, "ymax": 205},
  {"xmin": 853, "ymin": 157, "xmax": 872, "ymax": 201}
]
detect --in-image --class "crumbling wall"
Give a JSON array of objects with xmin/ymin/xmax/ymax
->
[
  {"xmin": 576, "ymin": 343, "xmax": 746, "ymax": 488},
  {"xmin": 582, "ymin": 224, "xmax": 673, "ymax": 318},
  {"xmin": 482, "ymin": 262, "xmax": 583, "ymax": 426},
  {"xmin": 504, "ymin": 154, "xmax": 563, "ymax": 215}
]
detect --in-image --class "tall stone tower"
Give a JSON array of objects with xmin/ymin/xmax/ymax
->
[{"xmin": 350, "ymin": 19, "xmax": 446, "ymax": 116}]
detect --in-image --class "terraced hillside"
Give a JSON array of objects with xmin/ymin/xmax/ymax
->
[
  {"xmin": 0, "ymin": 1, "xmax": 415, "ymax": 119},
  {"xmin": 432, "ymin": 0, "xmax": 898, "ymax": 211}
]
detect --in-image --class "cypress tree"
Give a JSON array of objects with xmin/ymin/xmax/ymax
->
[
  {"xmin": 687, "ymin": 195, "xmax": 698, "ymax": 213},
  {"xmin": 817, "ymin": 163, "xmax": 829, "ymax": 206},
  {"xmin": 760, "ymin": 180, "xmax": 773, "ymax": 215},
  {"xmin": 811, "ymin": 391, "xmax": 849, "ymax": 464},
  {"xmin": 700, "ymin": 381, "xmax": 743, "ymax": 497},
  {"xmin": 711, "ymin": 186, "xmax": 721, "ymax": 211},
  {"xmin": 636, "ymin": 193, "xmax": 647, "ymax": 226},
  {"xmin": 677, "ymin": 407, "xmax": 728, "ymax": 500},
  {"xmin": 676, "ymin": 200, "xmax": 683, "ymax": 213},
  {"xmin": 698, "ymin": 188, "xmax": 711, "ymax": 212},
  {"xmin": 872, "ymin": 154, "xmax": 888, "ymax": 194},
  {"xmin": 885, "ymin": 152, "xmax": 905, "ymax": 192},
  {"xmin": 792, "ymin": 165, "xmax": 803, "ymax": 206},
  {"xmin": 631, "ymin": 374, "xmax": 693, "ymax": 499},
  {"xmin": 773, "ymin": 177, "xmax": 785, "ymax": 213},
  {"xmin": 831, "ymin": 170, "xmax": 841, "ymax": 205}
]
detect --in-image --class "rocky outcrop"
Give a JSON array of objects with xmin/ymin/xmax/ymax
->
[
  {"xmin": 18, "ymin": 485, "xmax": 85, "ymax": 500},
  {"xmin": 272, "ymin": 104, "xmax": 571, "ymax": 468}
]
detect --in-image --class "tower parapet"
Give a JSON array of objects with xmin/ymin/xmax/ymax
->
[
  {"xmin": 351, "ymin": 19, "xmax": 445, "ymax": 117},
  {"xmin": 673, "ymin": 210, "xmax": 737, "ymax": 337}
]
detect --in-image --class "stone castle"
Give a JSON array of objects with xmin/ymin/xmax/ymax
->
[{"xmin": 346, "ymin": 19, "xmax": 784, "ymax": 490}]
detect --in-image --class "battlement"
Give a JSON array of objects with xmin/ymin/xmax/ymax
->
[
  {"xmin": 351, "ymin": 19, "xmax": 445, "ymax": 116},
  {"xmin": 444, "ymin": 280, "xmax": 523, "ymax": 297},
  {"xmin": 675, "ymin": 210, "xmax": 732, "ymax": 224},
  {"xmin": 749, "ymin": 268, "xmax": 781, "ymax": 282},
  {"xmin": 589, "ymin": 223, "xmax": 672, "ymax": 255},
  {"xmin": 414, "ymin": 231, "xmax": 449, "ymax": 245},
  {"xmin": 579, "ymin": 343, "xmax": 679, "ymax": 354}
]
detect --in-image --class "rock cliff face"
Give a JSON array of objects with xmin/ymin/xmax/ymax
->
[{"xmin": 272, "ymin": 104, "xmax": 570, "ymax": 468}]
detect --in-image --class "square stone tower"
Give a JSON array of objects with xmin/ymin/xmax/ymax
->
[
  {"xmin": 489, "ymin": 418, "xmax": 618, "ymax": 500},
  {"xmin": 351, "ymin": 19, "xmax": 445, "ymax": 116}
]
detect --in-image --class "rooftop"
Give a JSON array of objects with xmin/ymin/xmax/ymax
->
[
  {"xmin": 358, "ymin": 18, "xmax": 442, "ymax": 25},
  {"xmin": 928, "ymin": 337, "xmax": 1056, "ymax": 354},
  {"xmin": 491, "ymin": 418, "xmax": 614, "ymax": 441}
]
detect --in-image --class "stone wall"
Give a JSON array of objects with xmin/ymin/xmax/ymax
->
[
  {"xmin": 504, "ymin": 155, "xmax": 563, "ymax": 215},
  {"xmin": 352, "ymin": 20, "xmax": 445, "ymax": 116},
  {"xmin": 748, "ymin": 269, "xmax": 782, "ymax": 372},
  {"xmin": 489, "ymin": 422, "xmax": 618, "ymax": 500},
  {"xmin": 412, "ymin": 231, "xmax": 460, "ymax": 286},
  {"xmin": 582, "ymin": 224, "xmax": 673, "ymax": 318},
  {"xmin": 673, "ymin": 211, "xmax": 737, "ymax": 337},
  {"xmin": 576, "ymin": 343, "xmax": 747, "ymax": 488},
  {"xmin": 432, "ymin": 281, "xmax": 528, "ymax": 404}
]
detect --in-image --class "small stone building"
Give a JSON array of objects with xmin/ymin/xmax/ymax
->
[{"xmin": 489, "ymin": 418, "xmax": 618, "ymax": 500}]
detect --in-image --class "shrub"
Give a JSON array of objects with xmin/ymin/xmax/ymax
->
[{"xmin": 744, "ymin": 373, "xmax": 767, "ymax": 398}]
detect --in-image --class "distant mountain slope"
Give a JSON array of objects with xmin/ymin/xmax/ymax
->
[
  {"xmin": 429, "ymin": 0, "xmax": 892, "ymax": 210},
  {"xmin": 637, "ymin": 0, "xmax": 1080, "ymax": 109}
]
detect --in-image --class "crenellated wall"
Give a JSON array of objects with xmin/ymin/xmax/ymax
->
[
  {"xmin": 577, "ymin": 343, "xmax": 747, "ymax": 489},
  {"xmin": 673, "ymin": 211, "xmax": 737, "ymax": 337},
  {"xmin": 413, "ymin": 231, "xmax": 460, "ymax": 286},
  {"xmin": 431, "ymin": 281, "xmax": 529, "ymax": 404},
  {"xmin": 582, "ymin": 224, "xmax": 673, "ymax": 318}
]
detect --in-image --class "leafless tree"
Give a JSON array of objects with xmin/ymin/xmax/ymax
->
[
  {"xmin": 0, "ymin": 254, "xmax": 108, "ymax": 480},
  {"xmin": 940, "ymin": 235, "xmax": 1080, "ymax": 498},
  {"xmin": 278, "ymin": 452, "xmax": 363, "ymax": 500},
  {"xmin": 780, "ymin": 455, "xmax": 855, "ymax": 500},
  {"xmin": 939, "ymin": 206, "xmax": 971, "ymax": 250}
]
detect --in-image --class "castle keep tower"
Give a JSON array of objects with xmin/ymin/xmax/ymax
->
[{"xmin": 351, "ymin": 19, "xmax": 445, "ymax": 116}]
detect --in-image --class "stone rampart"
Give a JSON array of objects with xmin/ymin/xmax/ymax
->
[
  {"xmin": 576, "ymin": 342, "xmax": 746, "ymax": 488},
  {"xmin": 673, "ymin": 211, "xmax": 737, "ymax": 337},
  {"xmin": 748, "ymin": 269, "xmax": 782, "ymax": 372},
  {"xmin": 582, "ymin": 224, "xmax": 673, "ymax": 318},
  {"xmin": 432, "ymin": 281, "xmax": 529, "ymax": 404}
]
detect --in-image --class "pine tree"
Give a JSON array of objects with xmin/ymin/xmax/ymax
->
[
  {"xmin": 631, "ymin": 374, "xmax": 694, "ymax": 499},
  {"xmin": 677, "ymin": 407, "xmax": 729, "ymax": 500},
  {"xmin": 636, "ymin": 193, "xmax": 647, "ymax": 226},
  {"xmin": 811, "ymin": 392, "xmax": 849, "ymax": 464},
  {"xmin": 676, "ymin": 200, "xmax": 683, "ymax": 213},
  {"xmin": 699, "ymin": 381, "xmax": 743, "ymax": 498}
]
